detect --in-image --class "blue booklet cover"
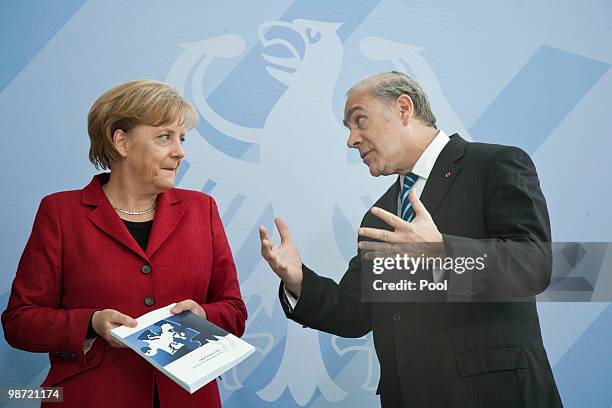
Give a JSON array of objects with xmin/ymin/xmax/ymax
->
[{"xmin": 111, "ymin": 303, "xmax": 254, "ymax": 393}]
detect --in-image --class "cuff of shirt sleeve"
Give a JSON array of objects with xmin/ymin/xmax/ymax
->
[{"xmin": 282, "ymin": 284, "xmax": 299, "ymax": 311}]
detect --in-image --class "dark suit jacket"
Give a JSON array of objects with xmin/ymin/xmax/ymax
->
[
  {"xmin": 2, "ymin": 173, "xmax": 247, "ymax": 408},
  {"xmin": 280, "ymin": 135, "xmax": 563, "ymax": 408}
]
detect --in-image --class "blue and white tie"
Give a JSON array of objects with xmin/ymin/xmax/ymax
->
[{"xmin": 400, "ymin": 172, "xmax": 419, "ymax": 222}]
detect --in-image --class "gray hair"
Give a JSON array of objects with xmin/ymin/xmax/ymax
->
[{"xmin": 348, "ymin": 71, "xmax": 437, "ymax": 129}]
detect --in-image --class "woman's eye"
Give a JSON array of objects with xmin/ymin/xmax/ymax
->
[
  {"xmin": 159, "ymin": 134, "xmax": 170, "ymax": 142},
  {"xmin": 357, "ymin": 116, "xmax": 366, "ymax": 128},
  {"xmin": 179, "ymin": 136, "xmax": 186, "ymax": 144}
]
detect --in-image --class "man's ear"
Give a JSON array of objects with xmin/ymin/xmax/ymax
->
[
  {"xmin": 112, "ymin": 129, "xmax": 129, "ymax": 158},
  {"xmin": 396, "ymin": 94, "xmax": 414, "ymax": 126}
]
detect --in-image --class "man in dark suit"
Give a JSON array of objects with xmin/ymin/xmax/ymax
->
[{"xmin": 259, "ymin": 71, "xmax": 562, "ymax": 407}]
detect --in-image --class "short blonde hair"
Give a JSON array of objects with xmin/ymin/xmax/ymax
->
[{"xmin": 87, "ymin": 80, "xmax": 197, "ymax": 170}]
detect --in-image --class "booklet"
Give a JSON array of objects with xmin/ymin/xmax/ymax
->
[{"xmin": 111, "ymin": 303, "xmax": 255, "ymax": 394}]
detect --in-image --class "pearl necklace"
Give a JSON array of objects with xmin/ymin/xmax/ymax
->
[{"xmin": 112, "ymin": 203, "xmax": 156, "ymax": 215}]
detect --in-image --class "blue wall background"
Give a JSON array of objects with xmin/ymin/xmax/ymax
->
[{"xmin": 1, "ymin": 1, "xmax": 611, "ymax": 406}]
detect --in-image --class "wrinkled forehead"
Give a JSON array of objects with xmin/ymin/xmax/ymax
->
[{"xmin": 344, "ymin": 87, "xmax": 384, "ymax": 119}]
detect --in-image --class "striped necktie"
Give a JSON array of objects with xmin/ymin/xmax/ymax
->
[{"xmin": 400, "ymin": 172, "xmax": 419, "ymax": 222}]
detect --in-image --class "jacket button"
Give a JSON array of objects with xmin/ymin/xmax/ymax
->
[
  {"xmin": 392, "ymin": 313, "xmax": 402, "ymax": 322},
  {"xmin": 141, "ymin": 264, "xmax": 152, "ymax": 274},
  {"xmin": 144, "ymin": 296, "xmax": 155, "ymax": 306},
  {"xmin": 55, "ymin": 351, "xmax": 76, "ymax": 359}
]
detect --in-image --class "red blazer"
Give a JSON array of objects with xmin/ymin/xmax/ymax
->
[{"xmin": 2, "ymin": 173, "xmax": 247, "ymax": 407}]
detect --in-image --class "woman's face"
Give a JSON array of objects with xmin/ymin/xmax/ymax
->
[{"xmin": 122, "ymin": 120, "xmax": 186, "ymax": 193}]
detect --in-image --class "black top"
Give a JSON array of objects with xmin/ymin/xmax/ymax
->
[{"xmin": 123, "ymin": 219, "xmax": 154, "ymax": 251}]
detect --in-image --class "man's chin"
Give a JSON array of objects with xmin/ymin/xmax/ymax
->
[{"xmin": 367, "ymin": 165, "xmax": 387, "ymax": 177}]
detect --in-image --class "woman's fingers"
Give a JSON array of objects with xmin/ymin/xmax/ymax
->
[
  {"xmin": 111, "ymin": 311, "xmax": 137, "ymax": 327},
  {"xmin": 171, "ymin": 299, "xmax": 206, "ymax": 319}
]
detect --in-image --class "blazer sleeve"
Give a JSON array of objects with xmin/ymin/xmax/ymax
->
[
  {"xmin": 1, "ymin": 196, "xmax": 97, "ymax": 366},
  {"xmin": 443, "ymin": 146, "xmax": 553, "ymax": 299},
  {"xmin": 279, "ymin": 236, "xmax": 372, "ymax": 338},
  {"xmin": 200, "ymin": 197, "xmax": 247, "ymax": 337}
]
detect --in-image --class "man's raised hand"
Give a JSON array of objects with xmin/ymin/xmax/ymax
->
[{"xmin": 259, "ymin": 217, "xmax": 304, "ymax": 297}]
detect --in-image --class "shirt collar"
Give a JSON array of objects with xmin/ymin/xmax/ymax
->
[{"xmin": 407, "ymin": 129, "xmax": 450, "ymax": 181}]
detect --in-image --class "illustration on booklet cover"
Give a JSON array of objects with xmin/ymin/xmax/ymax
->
[{"xmin": 124, "ymin": 311, "xmax": 229, "ymax": 366}]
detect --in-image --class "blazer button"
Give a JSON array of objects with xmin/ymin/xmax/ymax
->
[
  {"xmin": 144, "ymin": 296, "xmax": 155, "ymax": 306},
  {"xmin": 141, "ymin": 264, "xmax": 152, "ymax": 274},
  {"xmin": 56, "ymin": 351, "xmax": 76, "ymax": 359},
  {"xmin": 392, "ymin": 313, "xmax": 402, "ymax": 322}
]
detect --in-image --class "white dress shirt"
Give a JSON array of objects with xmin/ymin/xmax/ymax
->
[{"xmin": 285, "ymin": 130, "xmax": 451, "ymax": 308}]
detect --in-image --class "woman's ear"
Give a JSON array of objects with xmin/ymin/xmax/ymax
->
[{"xmin": 112, "ymin": 129, "xmax": 129, "ymax": 158}]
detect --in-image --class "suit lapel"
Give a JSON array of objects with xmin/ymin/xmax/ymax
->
[
  {"xmin": 369, "ymin": 178, "xmax": 401, "ymax": 232},
  {"xmin": 145, "ymin": 189, "xmax": 184, "ymax": 258},
  {"xmin": 420, "ymin": 134, "xmax": 467, "ymax": 217},
  {"xmin": 383, "ymin": 177, "xmax": 401, "ymax": 216},
  {"xmin": 83, "ymin": 174, "xmax": 149, "ymax": 260}
]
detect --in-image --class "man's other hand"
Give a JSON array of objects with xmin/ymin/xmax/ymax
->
[{"xmin": 358, "ymin": 189, "xmax": 444, "ymax": 245}]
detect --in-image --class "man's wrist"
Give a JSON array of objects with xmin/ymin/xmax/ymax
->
[{"xmin": 284, "ymin": 281, "xmax": 302, "ymax": 299}]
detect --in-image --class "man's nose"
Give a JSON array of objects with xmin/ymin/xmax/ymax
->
[{"xmin": 347, "ymin": 129, "xmax": 361, "ymax": 149}]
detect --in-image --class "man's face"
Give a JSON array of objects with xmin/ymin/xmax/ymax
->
[{"xmin": 343, "ymin": 89, "xmax": 411, "ymax": 176}]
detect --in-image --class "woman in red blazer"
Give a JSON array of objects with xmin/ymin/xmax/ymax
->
[{"xmin": 2, "ymin": 80, "xmax": 247, "ymax": 407}]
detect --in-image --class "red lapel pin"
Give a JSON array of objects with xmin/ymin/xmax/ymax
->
[{"xmin": 444, "ymin": 170, "xmax": 452, "ymax": 178}]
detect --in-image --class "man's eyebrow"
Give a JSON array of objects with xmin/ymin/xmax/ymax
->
[{"xmin": 343, "ymin": 106, "xmax": 363, "ymax": 128}]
